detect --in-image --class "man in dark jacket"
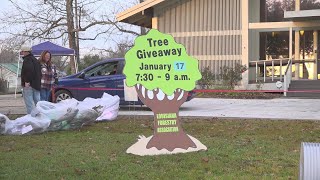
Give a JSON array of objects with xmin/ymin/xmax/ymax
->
[{"xmin": 20, "ymin": 46, "xmax": 42, "ymax": 114}]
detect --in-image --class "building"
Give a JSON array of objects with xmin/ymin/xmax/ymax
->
[
  {"xmin": 117, "ymin": 0, "xmax": 320, "ymax": 93},
  {"xmin": 0, "ymin": 63, "xmax": 22, "ymax": 93}
]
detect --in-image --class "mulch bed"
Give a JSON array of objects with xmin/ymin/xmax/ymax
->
[{"xmin": 196, "ymin": 92, "xmax": 282, "ymax": 99}]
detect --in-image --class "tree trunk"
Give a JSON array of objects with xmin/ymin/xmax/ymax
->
[
  {"xmin": 74, "ymin": 0, "xmax": 80, "ymax": 67},
  {"xmin": 66, "ymin": 0, "xmax": 76, "ymax": 74},
  {"xmin": 147, "ymin": 111, "xmax": 196, "ymax": 151},
  {"xmin": 135, "ymin": 85, "xmax": 196, "ymax": 151}
]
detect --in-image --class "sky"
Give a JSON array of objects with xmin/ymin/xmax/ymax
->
[{"xmin": 0, "ymin": 0, "xmax": 140, "ymax": 56}]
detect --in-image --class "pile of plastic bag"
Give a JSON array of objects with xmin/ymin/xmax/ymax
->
[{"xmin": 0, "ymin": 93, "xmax": 120, "ymax": 135}]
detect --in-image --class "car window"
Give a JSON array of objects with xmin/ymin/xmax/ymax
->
[
  {"xmin": 85, "ymin": 62, "xmax": 118, "ymax": 77},
  {"xmin": 117, "ymin": 60, "xmax": 124, "ymax": 74}
]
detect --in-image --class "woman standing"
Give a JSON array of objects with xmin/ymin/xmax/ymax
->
[{"xmin": 39, "ymin": 50, "xmax": 56, "ymax": 101}]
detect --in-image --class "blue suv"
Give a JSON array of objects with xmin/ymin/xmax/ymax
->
[{"xmin": 51, "ymin": 58, "xmax": 195, "ymax": 105}]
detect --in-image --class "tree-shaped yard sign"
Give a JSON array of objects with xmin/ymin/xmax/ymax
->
[{"xmin": 125, "ymin": 29, "xmax": 207, "ymax": 156}]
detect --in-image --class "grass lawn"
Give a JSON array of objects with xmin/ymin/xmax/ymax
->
[{"xmin": 1, "ymin": 117, "xmax": 320, "ymax": 179}]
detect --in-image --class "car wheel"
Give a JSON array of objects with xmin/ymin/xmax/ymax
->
[{"xmin": 55, "ymin": 90, "xmax": 72, "ymax": 102}]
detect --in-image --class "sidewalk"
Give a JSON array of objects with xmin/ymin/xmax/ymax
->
[
  {"xmin": 0, "ymin": 94, "xmax": 25, "ymax": 115},
  {"xmin": 121, "ymin": 98, "xmax": 320, "ymax": 120},
  {"xmin": 1, "ymin": 94, "xmax": 320, "ymax": 120}
]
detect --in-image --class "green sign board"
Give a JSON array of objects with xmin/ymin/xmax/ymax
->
[
  {"xmin": 124, "ymin": 29, "xmax": 202, "ymax": 152},
  {"xmin": 124, "ymin": 29, "xmax": 201, "ymax": 96}
]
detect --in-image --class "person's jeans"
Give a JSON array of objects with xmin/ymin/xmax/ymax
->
[
  {"xmin": 23, "ymin": 87, "xmax": 40, "ymax": 114},
  {"xmin": 40, "ymin": 88, "xmax": 51, "ymax": 101}
]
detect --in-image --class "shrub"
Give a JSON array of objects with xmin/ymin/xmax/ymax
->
[
  {"xmin": 219, "ymin": 63, "xmax": 247, "ymax": 89},
  {"xmin": 198, "ymin": 66, "xmax": 216, "ymax": 89},
  {"xmin": 0, "ymin": 78, "xmax": 8, "ymax": 93}
]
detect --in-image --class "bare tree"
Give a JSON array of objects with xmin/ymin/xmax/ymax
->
[
  {"xmin": 0, "ymin": 37, "xmax": 26, "ymax": 63},
  {"xmin": 0, "ymin": 0, "xmax": 140, "ymax": 73},
  {"xmin": 0, "ymin": 48, "xmax": 16, "ymax": 63},
  {"xmin": 93, "ymin": 38, "xmax": 134, "ymax": 58}
]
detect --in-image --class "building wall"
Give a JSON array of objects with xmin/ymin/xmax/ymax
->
[
  {"xmin": 0, "ymin": 68, "xmax": 21, "ymax": 92},
  {"xmin": 248, "ymin": 0, "xmax": 260, "ymax": 80},
  {"xmin": 155, "ymin": 0, "xmax": 242, "ymax": 77}
]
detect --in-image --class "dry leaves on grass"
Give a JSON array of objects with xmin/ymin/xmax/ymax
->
[
  {"xmin": 74, "ymin": 168, "xmax": 86, "ymax": 175},
  {"xmin": 202, "ymin": 157, "xmax": 209, "ymax": 163}
]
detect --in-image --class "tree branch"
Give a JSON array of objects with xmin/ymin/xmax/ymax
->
[
  {"xmin": 78, "ymin": 26, "xmax": 113, "ymax": 40},
  {"xmin": 110, "ymin": 19, "xmax": 140, "ymax": 36}
]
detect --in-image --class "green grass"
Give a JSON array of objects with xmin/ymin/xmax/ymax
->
[{"xmin": 1, "ymin": 118, "xmax": 320, "ymax": 179}]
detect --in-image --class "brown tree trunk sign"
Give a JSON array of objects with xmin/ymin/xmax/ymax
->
[{"xmin": 124, "ymin": 29, "xmax": 207, "ymax": 155}]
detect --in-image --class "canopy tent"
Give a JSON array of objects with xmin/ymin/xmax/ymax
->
[
  {"xmin": 31, "ymin": 41, "xmax": 75, "ymax": 57},
  {"xmin": 15, "ymin": 41, "xmax": 77, "ymax": 98}
]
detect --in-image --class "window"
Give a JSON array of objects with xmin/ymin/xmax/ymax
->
[
  {"xmin": 85, "ymin": 62, "xmax": 118, "ymax": 77},
  {"xmin": 261, "ymin": 0, "xmax": 295, "ymax": 22},
  {"xmin": 260, "ymin": 31, "xmax": 292, "ymax": 59},
  {"xmin": 260, "ymin": 0, "xmax": 320, "ymax": 22},
  {"xmin": 8, "ymin": 76, "xmax": 15, "ymax": 85},
  {"xmin": 301, "ymin": 0, "xmax": 320, "ymax": 10}
]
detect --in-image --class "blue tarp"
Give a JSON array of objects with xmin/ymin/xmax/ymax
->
[{"xmin": 32, "ymin": 41, "xmax": 75, "ymax": 56}]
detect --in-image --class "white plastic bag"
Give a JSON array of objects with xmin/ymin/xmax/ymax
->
[
  {"xmin": 0, "ymin": 93, "xmax": 120, "ymax": 135},
  {"xmin": 0, "ymin": 114, "xmax": 9, "ymax": 134},
  {"xmin": 96, "ymin": 101, "xmax": 119, "ymax": 121},
  {"xmin": 37, "ymin": 99, "xmax": 79, "ymax": 123},
  {"xmin": 36, "ymin": 100, "xmax": 79, "ymax": 131},
  {"xmin": 96, "ymin": 93, "xmax": 120, "ymax": 121},
  {"xmin": 68, "ymin": 99, "xmax": 100, "ymax": 129},
  {"xmin": 0, "ymin": 113, "xmax": 51, "ymax": 135}
]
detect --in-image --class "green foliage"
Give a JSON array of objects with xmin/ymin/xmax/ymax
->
[
  {"xmin": 66, "ymin": 65, "xmax": 72, "ymax": 75},
  {"xmin": 78, "ymin": 54, "xmax": 102, "ymax": 71},
  {"xmin": 198, "ymin": 66, "xmax": 216, "ymax": 89},
  {"xmin": 219, "ymin": 63, "xmax": 247, "ymax": 89},
  {"xmin": 124, "ymin": 29, "xmax": 201, "ymax": 95},
  {"xmin": 1, "ymin": 118, "xmax": 319, "ymax": 179}
]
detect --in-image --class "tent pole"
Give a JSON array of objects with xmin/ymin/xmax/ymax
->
[
  {"xmin": 15, "ymin": 53, "xmax": 20, "ymax": 99},
  {"xmin": 74, "ymin": 51, "xmax": 78, "ymax": 73}
]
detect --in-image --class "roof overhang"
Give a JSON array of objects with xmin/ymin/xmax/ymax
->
[
  {"xmin": 284, "ymin": 9, "xmax": 320, "ymax": 21},
  {"xmin": 116, "ymin": 0, "xmax": 166, "ymax": 28},
  {"xmin": 249, "ymin": 21, "xmax": 320, "ymax": 32}
]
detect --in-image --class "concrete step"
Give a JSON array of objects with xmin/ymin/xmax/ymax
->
[
  {"xmin": 288, "ymin": 86, "xmax": 320, "ymax": 90},
  {"xmin": 287, "ymin": 80, "xmax": 320, "ymax": 98},
  {"xmin": 287, "ymin": 92, "xmax": 320, "ymax": 98},
  {"xmin": 290, "ymin": 80, "xmax": 320, "ymax": 85}
]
